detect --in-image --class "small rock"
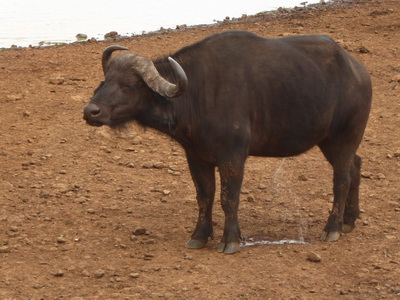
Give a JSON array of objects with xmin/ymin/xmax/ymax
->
[
  {"xmin": 0, "ymin": 181, "xmax": 14, "ymax": 192},
  {"xmin": 246, "ymin": 195, "xmax": 256, "ymax": 202},
  {"xmin": 361, "ymin": 171, "xmax": 373, "ymax": 179},
  {"xmin": 57, "ymin": 236, "xmax": 67, "ymax": 244},
  {"xmin": 104, "ymin": 31, "xmax": 120, "ymax": 40},
  {"xmin": 358, "ymin": 46, "xmax": 370, "ymax": 54},
  {"xmin": 162, "ymin": 190, "xmax": 171, "ymax": 195},
  {"xmin": 388, "ymin": 82, "xmax": 398, "ymax": 90},
  {"xmin": 53, "ymin": 270, "xmax": 64, "ymax": 277},
  {"xmin": 49, "ymin": 77, "xmax": 65, "ymax": 85},
  {"xmin": 129, "ymin": 273, "xmax": 140, "ymax": 278},
  {"xmin": 86, "ymin": 208, "xmax": 96, "ymax": 214},
  {"xmin": 75, "ymin": 33, "xmax": 87, "ymax": 41},
  {"xmin": 0, "ymin": 246, "xmax": 11, "ymax": 253},
  {"xmin": 144, "ymin": 253, "xmax": 154, "ymax": 260},
  {"xmin": 94, "ymin": 269, "xmax": 105, "ymax": 279},
  {"xmin": 132, "ymin": 136, "xmax": 142, "ymax": 145},
  {"xmin": 133, "ymin": 227, "xmax": 147, "ymax": 235},
  {"xmin": 307, "ymin": 251, "xmax": 321, "ymax": 262},
  {"xmin": 176, "ymin": 24, "xmax": 187, "ymax": 30},
  {"xmin": 142, "ymin": 162, "xmax": 154, "ymax": 169},
  {"xmin": 298, "ymin": 174, "xmax": 308, "ymax": 181},
  {"xmin": 23, "ymin": 111, "xmax": 31, "ymax": 117},
  {"xmin": 258, "ymin": 184, "xmax": 267, "ymax": 190},
  {"xmin": 391, "ymin": 74, "xmax": 400, "ymax": 82},
  {"xmin": 153, "ymin": 162, "xmax": 164, "ymax": 169},
  {"xmin": 377, "ymin": 173, "xmax": 386, "ymax": 180}
]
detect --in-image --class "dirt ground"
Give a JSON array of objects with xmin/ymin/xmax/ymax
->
[{"xmin": 0, "ymin": 0, "xmax": 399, "ymax": 299}]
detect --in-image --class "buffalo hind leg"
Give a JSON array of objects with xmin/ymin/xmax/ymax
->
[
  {"xmin": 319, "ymin": 141, "xmax": 360, "ymax": 242},
  {"xmin": 342, "ymin": 155, "xmax": 362, "ymax": 233},
  {"xmin": 216, "ymin": 157, "xmax": 246, "ymax": 254},
  {"xmin": 185, "ymin": 153, "xmax": 216, "ymax": 249}
]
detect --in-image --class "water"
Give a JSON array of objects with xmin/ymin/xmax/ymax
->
[
  {"xmin": 0, "ymin": 0, "xmax": 321, "ymax": 48},
  {"xmin": 241, "ymin": 158, "xmax": 309, "ymax": 248}
]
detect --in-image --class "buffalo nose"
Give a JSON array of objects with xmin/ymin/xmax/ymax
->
[{"xmin": 84, "ymin": 103, "xmax": 101, "ymax": 119}]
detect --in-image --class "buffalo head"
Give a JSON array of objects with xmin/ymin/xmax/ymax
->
[{"xmin": 83, "ymin": 46, "xmax": 187, "ymax": 127}]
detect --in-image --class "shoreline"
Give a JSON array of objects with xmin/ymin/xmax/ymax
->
[{"xmin": 1, "ymin": 0, "xmax": 359, "ymax": 51}]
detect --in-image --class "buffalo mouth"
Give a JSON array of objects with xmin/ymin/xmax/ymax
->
[{"xmin": 84, "ymin": 117, "xmax": 105, "ymax": 127}]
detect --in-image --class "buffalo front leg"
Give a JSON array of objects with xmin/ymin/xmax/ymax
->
[
  {"xmin": 185, "ymin": 153, "xmax": 216, "ymax": 249},
  {"xmin": 216, "ymin": 158, "xmax": 245, "ymax": 254}
]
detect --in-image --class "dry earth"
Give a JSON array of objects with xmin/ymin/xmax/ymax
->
[{"xmin": 0, "ymin": 0, "xmax": 399, "ymax": 299}]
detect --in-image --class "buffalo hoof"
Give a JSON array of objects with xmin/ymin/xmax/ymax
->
[
  {"xmin": 185, "ymin": 239, "xmax": 207, "ymax": 249},
  {"xmin": 216, "ymin": 242, "xmax": 240, "ymax": 254},
  {"xmin": 342, "ymin": 224, "xmax": 355, "ymax": 233},
  {"xmin": 320, "ymin": 231, "xmax": 341, "ymax": 242}
]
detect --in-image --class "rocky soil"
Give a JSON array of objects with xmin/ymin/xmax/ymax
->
[{"xmin": 0, "ymin": 0, "xmax": 399, "ymax": 299}]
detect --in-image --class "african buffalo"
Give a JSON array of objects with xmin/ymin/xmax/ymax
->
[{"xmin": 83, "ymin": 31, "xmax": 372, "ymax": 254}]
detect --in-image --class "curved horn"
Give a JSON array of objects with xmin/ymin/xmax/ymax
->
[
  {"xmin": 131, "ymin": 56, "xmax": 188, "ymax": 98},
  {"xmin": 102, "ymin": 45, "xmax": 128, "ymax": 76}
]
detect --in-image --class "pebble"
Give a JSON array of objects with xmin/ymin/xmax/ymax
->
[
  {"xmin": 75, "ymin": 33, "xmax": 87, "ymax": 41},
  {"xmin": 133, "ymin": 227, "xmax": 147, "ymax": 235},
  {"xmin": 104, "ymin": 31, "xmax": 120, "ymax": 39},
  {"xmin": 126, "ymin": 162, "xmax": 135, "ymax": 168},
  {"xmin": 132, "ymin": 136, "xmax": 143, "ymax": 145},
  {"xmin": 0, "ymin": 246, "xmax": 11, "ymax": 253},
  {"xmin": 144, "ymin": 254, "xmax": 154, "ymax": 260},
  {"xmin": 57, "ymin": 236, "xmax": 67, "ymax": 244},
  {"xmin": 129, "ymin": 273, "xmax": 140, "ymax": 279},
  {"xmin": 307, "ymin": 251, "xmax": 322, "ymax": 262},
  {"xmin": 94, "ymin": 269, "xmax": 105, "ymax": 279},
  {"xmin": 361, "ymin": 171, "xmax": 386, "ymax": 180},
  {"xmin": 53, "ymin": 270, "xmax": 64, "ymax": 277},
  {"xmin": 142, "ymin": 162, "xmax": 154, "ymax": 169},
  {"xmin": 241, "ymin": 189, "xmax": 250, "ymax": 194},
  {"xmin": 358, "ymin": 46, "xmax": 370, "ymax": 54},
  {"xmin": 391, "ymin": 74, "xmax": 400, "ymax": 83},
  {"xmin": 246, "ymin": 195, "xmax": 256, "ymax": 202},
  {"xmin": 298, "ymin": 174, "xmax": 308, "ymax": 181},
  {"xmin": 0, "ymin": 181, "xmax": 14, "ymax": 192},
  {"xmin": 49, "ymin": 77, "xmax": 65, "ymax": 85}
]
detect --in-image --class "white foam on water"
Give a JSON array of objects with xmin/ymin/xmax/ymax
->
[{"xmin": 241, "ymin": 238, "xmax": 308, "ymax": 247}]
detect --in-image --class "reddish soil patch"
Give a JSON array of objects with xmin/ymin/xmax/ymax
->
[{"xmin": 1, "ymin": 0, "xmax": 399, "ymax": 299}]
